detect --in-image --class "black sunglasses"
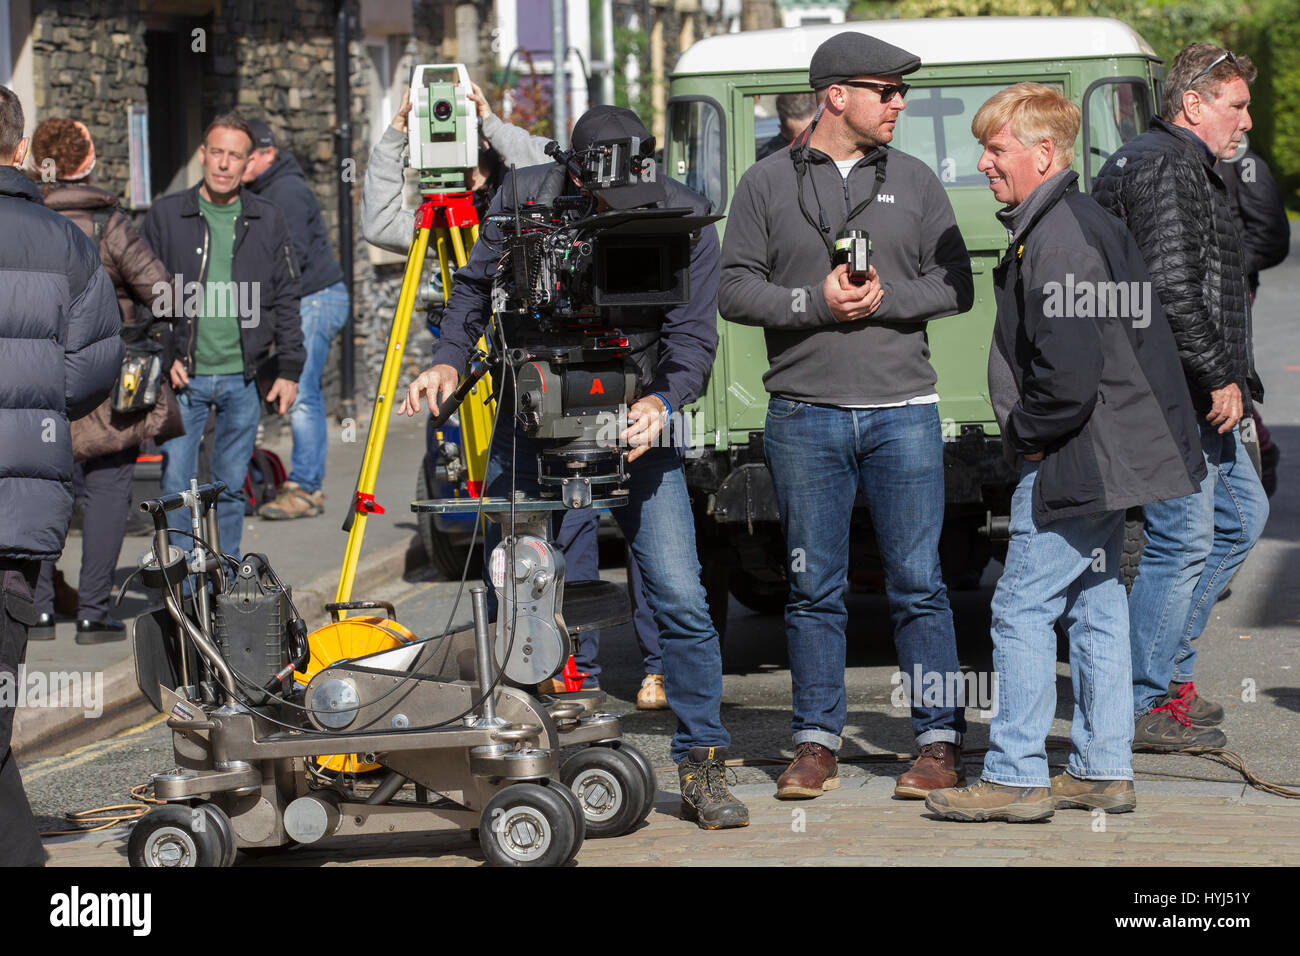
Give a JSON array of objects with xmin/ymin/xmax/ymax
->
[
  {"xmin": 1190, "ymin": 51, "xmax": 1239, "ymax": 85},
  {"xmin": 840, "ymin": 80, "xmax": 910, "ymax": 103}
]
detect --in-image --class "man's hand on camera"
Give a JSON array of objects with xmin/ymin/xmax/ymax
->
[
  {"xmin": 823, "ymin": 264, "xmax": 883, "ymax": 323},
  {"xmin": 390, "ymin": 87, "xmax": 413, "ymax": 133},
  {"xmin": 170, "ymin": 359, "xmax": 189, "ymax": 390},
  {"xmin": 468, "ymin": 84, "xmax": 494, "ymax": 121},
  {"xmin": 1206, "ymin": 382, "xmax": 1244, "ymax": 433},
  {"xmin": 621, "ymin": 395, "xmax": 670, "ymax": 463},
  {"xmin": 400, "ymin": 364, "xmax": 459, "ymax": 418}
]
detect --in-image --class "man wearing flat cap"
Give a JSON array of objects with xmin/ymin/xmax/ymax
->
[
  {"xmin": 720, "ymin": 32, "xmax": 974, "ymax": 801},
  {"xmin": 400, "ymin": 105, "xmax": 749, "ymax": 831}
]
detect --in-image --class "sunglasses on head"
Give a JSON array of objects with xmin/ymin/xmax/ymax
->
[
  {"xmin": 840, "ymin": 80, "xmax": 910, "ymax": 103},
  {"xmin": 1190, "ymin": 50, "xmax": 1239, "ymax": 85}
]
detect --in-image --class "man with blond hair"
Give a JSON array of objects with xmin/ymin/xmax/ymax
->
[{"xmin": 926, "ymin": 83, "xmax": 1203, "ymax": 822}]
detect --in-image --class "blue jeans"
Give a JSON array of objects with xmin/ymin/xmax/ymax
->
[
  {"xmin": 982, "ymin": 462, "xmax": 1132, "ymax": 787},
  {"xmin": 1129, "ymin": 421, "xmax": 1268, "ymax": 716},
  {"xmin": 763, "ymin": 399, "xmax": 965, "ymax": 750},
  {"xmin": 161, "ymin": 373, "xmax": 262, "ymax": 556},
  {"xmin": 483, "ymin": 431, "xmax": 725, "ymax": 763},
  {"xmin": 288, "ymin": 282, "xmax": 350, "ymax": 493}
]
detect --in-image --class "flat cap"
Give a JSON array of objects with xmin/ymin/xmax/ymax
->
[{"xmin": 809, "ymin": 32, "xmax": 921, "ymax": 89}]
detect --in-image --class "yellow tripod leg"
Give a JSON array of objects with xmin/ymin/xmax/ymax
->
[{"xmin": 335, "ymin": 215, "xmax": 433, "ymax": 609}]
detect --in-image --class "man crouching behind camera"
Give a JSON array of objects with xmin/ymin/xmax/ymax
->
[{"xmin": 399, "ymin": 105, "xmax": 748, "ymax": 830}]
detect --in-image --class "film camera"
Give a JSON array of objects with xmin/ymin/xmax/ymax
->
[
  {"xmin": 439, "ymin": 135, "xmax": 720, "ymax": 507},
  {"xmin": 408, "ymin": 63, "xmax": 478, "ymax": 191}
]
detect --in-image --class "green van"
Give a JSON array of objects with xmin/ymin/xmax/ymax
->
[{"xmin": 664, "ymin": 16, "xmax": 1163, "ymax": 634}]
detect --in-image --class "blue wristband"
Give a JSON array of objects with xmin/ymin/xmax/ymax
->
[{"xmin": 648, "ymin": 392, "xmax": 672, "ymax": 416}]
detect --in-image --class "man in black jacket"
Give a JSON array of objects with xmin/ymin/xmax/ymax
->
[
  {"xmin": 927, "ymin": 84, "xmax": 1203, "ymax": 822},
  {"xmin": 0, "ymin": 86, "xmax": 122, "ymax": 864},
  {"xmin": 141, "ymin": 112, "xmax": 305, "ymax": 556},
  {"xmin": 1092, "ymin": 44, "xmax": 1268, "ymax": 751},
  {"xmin": 398, "ymin": 105, "xmax": 749, "ymax": 831},
  {"xmin": 242, "ymin": 119, "xmax": 348, "ymax": 520}
]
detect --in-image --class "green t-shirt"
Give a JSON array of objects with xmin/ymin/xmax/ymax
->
[{"xmin": 193, "ymin": 194, "xmax": 245, "ymax": 375}]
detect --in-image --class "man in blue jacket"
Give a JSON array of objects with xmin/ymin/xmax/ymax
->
[
  {"xmin": 141, "ymin": 112, "xmax": 305, "ymax": 555},
  {"xmin": 242, "ymin": 119, "xmax": 348, "ymax": 520},
  {"xmin": 0, "ymin": 86, "xmax": 122, "ymax": 864},
  {"xmin": 927, "ymin": 83, "xmax": 1203, "ymax": 822}
]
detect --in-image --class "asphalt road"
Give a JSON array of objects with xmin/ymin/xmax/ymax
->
[{"xmin": 21, "ymin": 236, "xmax": 1300, "ymax": 837}]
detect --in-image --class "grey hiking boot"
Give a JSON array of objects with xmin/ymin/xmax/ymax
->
[
  {"xmin": 1169, "ymin": 680, "xmax": 1224, "ymax": 726},
  {"xmin": 677, "ymin": 746, "xmax": 750, "ymax": 830},
  {"xmin": 1133, "ymin": 695, "xmax": 1227, "ymax": 752},
  {"xmin": 924, "ymin": 779, "xmax": 1054, "ymax": 823},
  {"xmin": 1051, "ymin": 772, "xmax": 1136, "ymax": 813}
]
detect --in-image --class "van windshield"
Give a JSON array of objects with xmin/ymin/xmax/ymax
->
[{"xmin": 891, "ymin": 83, "xmax": 1047, "ymax": 188}]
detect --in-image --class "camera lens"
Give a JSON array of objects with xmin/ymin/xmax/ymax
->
[{"xmin": 434, "ymin": 99, "xmax": 453, "ymax": 121}]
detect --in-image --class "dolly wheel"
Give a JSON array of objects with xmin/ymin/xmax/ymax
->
[
  {"xmin": 560, "ymin": 746, "xmax": 647, "ymax": 838},
  {"xmin": 198, "ymin": 803, "xmax": 237, "ymax": 867},
  {"xmin": 605, "ymin": 741, "xmax": 657, "ymax": 825},
  {"xmin": 479, "ymin": 783, "xmax": 577, "ymax": 867},
  {"xmin": 546, "ymin": 779, "xmax": 587, "ymax": 863},
  {"xmin": 128, "ymin": 804, "xmax": 225, "ymax": 868}
]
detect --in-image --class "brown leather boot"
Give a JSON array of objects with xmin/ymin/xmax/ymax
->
[
  {"xmin": 894, "ymin": 742, "xmax": 965, "ymax": 799},
  {"xmin": 775, "ymin": 742, "xmax": 839, "ymax": 799}
]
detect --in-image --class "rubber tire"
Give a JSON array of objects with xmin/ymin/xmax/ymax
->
[
  {"xmin": 727, "ymin": 572, "xmax": 788, "ymax": 615},
  {"xmin": 198, "ymin": 803, "xmax": 237, "ymax": 868},
  {"xmin": 1120, "ymin": 508, "xmax": 1146, "ymax": 596},
  {"xmin": 479, "ymin": 783, "xmax": 577, "ymax": 867},
  {"xmin": 606, "ymin": 741, "xmax": 657, "ymax": 825},
  {"xmin": 560, "ymin": 746, "xmax": 647, "ymax": 838},
  {"xmin": 128, "ymin": 804, "xmax": 225, "ymax": 868},
  {"xmin": 545, "ymin": 779, "xmax": 587, "ymax": 863},
  {"xmin": 416, "ymin": 453, "xmax": 479, "ymax": 580}
]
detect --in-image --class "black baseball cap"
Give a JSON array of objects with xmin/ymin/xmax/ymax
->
[
  {"xmin": 246, "ymin": 118, "xmax": 276, "ymax": 149},
  {"xmin": 569, "ymin": 105, "xmax": 666, "ymax": 209},
  {"xmin": 809, "ymin": 32, "xmax": 921, "ymax": 89}
]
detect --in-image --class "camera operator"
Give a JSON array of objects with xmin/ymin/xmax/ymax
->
[{"xmin": 399, "ymin": 105, "xmax": 749, "ymax": 831}]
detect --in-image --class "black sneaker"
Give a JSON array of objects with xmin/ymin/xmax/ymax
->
[
  {"xmin": 1168, "ymin": 680, "xmax": 1224, "ymax": 726},
  {"xmin": 1133, "ymin": 695, "xmax": 1227, "ymax": 752},
  {"xmin": 677, "ymin": 746, "xmax": 749, "ymax": 830}
]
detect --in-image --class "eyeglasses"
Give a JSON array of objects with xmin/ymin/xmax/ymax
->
[
  {"xmin": 840, "ymin": 80, "xmax": 910, "ymax": 103},
  {"xmin": 1189, "ymin": 51, "xmax": 1239, "ymax": 85}
]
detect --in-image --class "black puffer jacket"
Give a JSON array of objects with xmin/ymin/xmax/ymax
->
[
  {"xmin": 0, "ymin": 167, "xmax": 122, "ymax": 561},
  {"xmin": 1091, "ymin": 118, "xmax": 1261, "ymax": 415}
]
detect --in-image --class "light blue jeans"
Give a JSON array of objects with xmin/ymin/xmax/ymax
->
[
  {"xmin": 288, "ymin": 282, "xmax": 350, "ymax": 493},
  {"xmin": 1129, "ymin": 421, "xmax": 1268, "ymax": 717},
  {"xmin": 161, "ymin": 373, "xmax": 262, "ymax": 557},
  {"xmin": 982, "ymin": 461, "xmax": 1132, "ymax": 788}
]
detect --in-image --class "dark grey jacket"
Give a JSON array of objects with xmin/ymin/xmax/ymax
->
[
  {"xmin": 1092, "ymin": 118, "xmax": 1259, "ymax": 415},
  {"xmin": 244, "ymin": 149, "xmax": 344, "ymax": 297},
  {"xmin": 0, "ymin": 167, "xmax": 123, "ymax": 561},
  {"xmin": 990, "ymin": 171, "xmax": 1204, "ymax": 524},
  {"xmin": 718, "ymin": 142, "xmax": 973, "ymax": 405},
  {"xmin": 140, "ymin": 185, "xmax": 305, "ymax": 383}
]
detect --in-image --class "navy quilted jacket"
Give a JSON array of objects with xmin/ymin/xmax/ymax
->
[
  {"xmin": 1091, "ymin": 118, "xmax": 1261, "ymax": 415},
  {"xmin": 0, "ymin": 166, "xmax": 123, "ymax": 561}
]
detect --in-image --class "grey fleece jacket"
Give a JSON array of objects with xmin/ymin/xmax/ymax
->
[
  {"xmin": 361, "ymin": 119, "xmax": 554, "ymax": 254},
  {"xmin": 719, "ymin": 144, "xmax": 973, "ymax": 405}
]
